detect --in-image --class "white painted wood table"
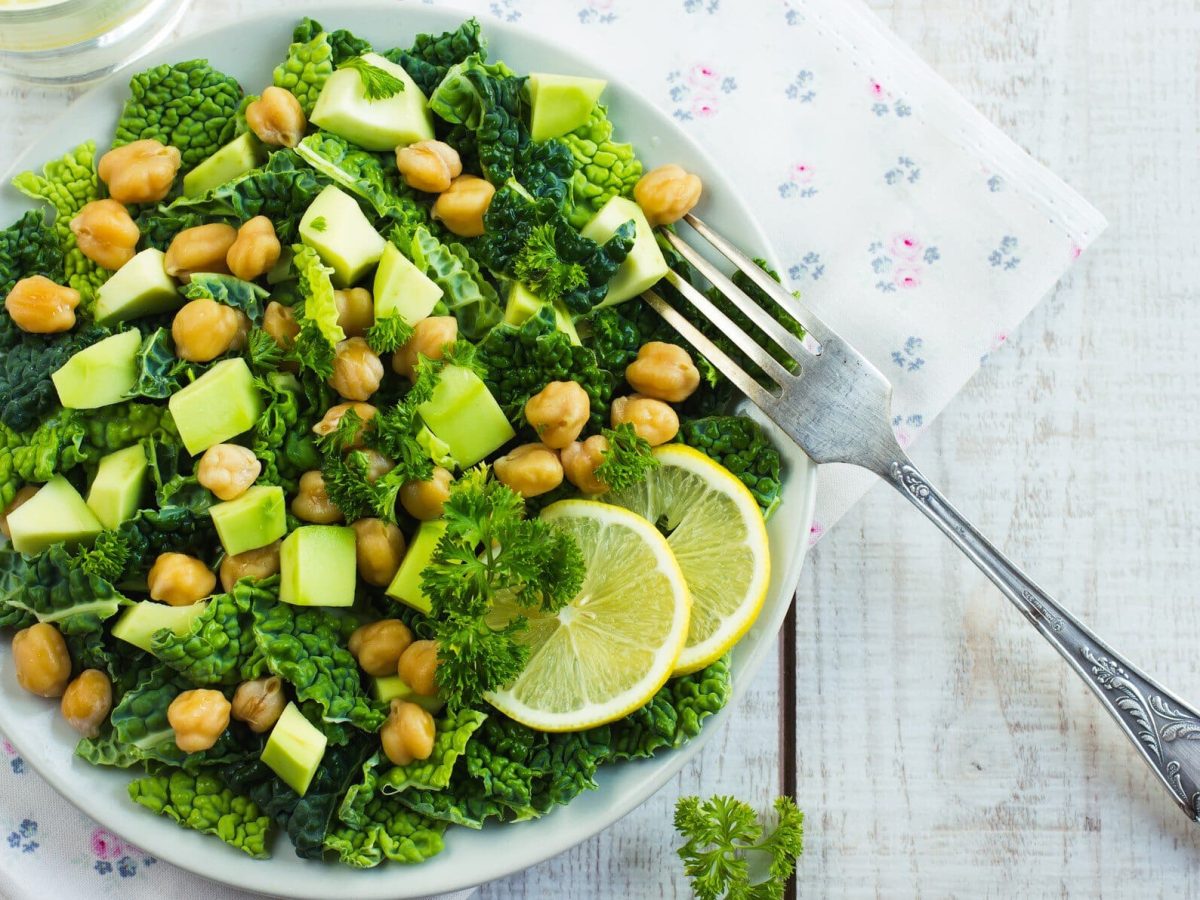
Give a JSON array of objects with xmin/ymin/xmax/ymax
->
[{"xmin": 3, "ymin": 0, "xmax": 1199, "ymax": 896}]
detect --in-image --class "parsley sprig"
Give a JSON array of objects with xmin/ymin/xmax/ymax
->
[
  {"xmin": 340, "ymin": 56, "xmax": 406, "ymax": 101},
  {"xmin": 596, "ymin": 422, "xmax": 658, "ymax": 491}
]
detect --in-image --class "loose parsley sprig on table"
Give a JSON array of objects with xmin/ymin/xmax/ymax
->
[
  {"xmin": 674, "ymin": 795, "xmax": 805, "ymax": 900},
  {"xmin": 339, "ymin": 56, "xmax": 406, "ymax": 100}
]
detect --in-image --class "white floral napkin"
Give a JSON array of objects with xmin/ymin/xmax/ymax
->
[{"xmin": 0, "ymin": 0, "xmax": 1104, "ymax": 897}]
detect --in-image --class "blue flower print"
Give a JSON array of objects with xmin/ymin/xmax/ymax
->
[
  {"xmin": 891, "ymin": 337, "xmax": 926, "ymax": 372},
  {"xmin": 884, "ymin": 156, "xmax": 921, "ymax": 186},
  {"xmin": 989, "ymin": 236, "xmax": 1021, "ymax": 270},
  {"xmin": 489, "ymin": 0, "xmax": 521, "ymax": 22},
  {"xmin": 788, "ymin": 252, "xmax": 825, "ymax": 282},
  {"xmin": 2, "ymin": 737, "xmax": 25, "ymax": 774},
  {"xmin": 783, "ymin": 1, "xmax": 802, "ymax": 25},
  {"xmin": 8, "ymin": 819, "xmax": 38, "ymax": 854},
  {"xmin": 778, "ymin": 163, "xmax": 817, "ymax": 200},
  {"xmin": 577, "ymin": 0, "xmax": 616, "ymax": 24},
  {"xmin": 95, "ymin": 861, "xmax": 112, "ymax": 875},
  {"xmin": 683, "ymin": 0, "xmax": 720, "ymax": 11},
  {"xmin": 892, "ymin": 413, "xmax": 925, "ymax": 447},
  {"xmin": 785, "ymin": 70, "xmax": 816, "ymax": 103},
  {"xmin": 869, "ymin": 79, "xmax": 913, "ymax": 117},
  {"xmin": 987, "ymin": 174, "xmax": 1004, "ymax": 192}
]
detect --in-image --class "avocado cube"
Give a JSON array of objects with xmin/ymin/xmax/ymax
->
[
  {"xmin": 86, "ymin": 444, "xmax": 147, "ymax": 529},
  {"xmin": 111, "ymin": 599, "xmax": 208, "ymax": 654},
  {"xmin": 208, "ymin": 485, "xmax": 286, "ymax": 557},
  {"xmin": 528, "ymin": 72, "xmax": 607, "ymax": 142},
  {"xmin": 371, "ymin": 675, "xmax": 445, "ymax": 714},
  {"xmin": 280, "ymin": 525, "xmax": 357, "ymax": 607},
  {"xmin": 417, "ymin": 366, "xmax": 515, "ymax": 467},
  {"xmin": 385, "ymin": 519, "xmax": 448, "ymax": 614},
  {"xmin": 299, "ymin": 186, "xmax": 386, "ymax": 287},
  {"xmin": 581, "ymin": 196, "xmax": 669, "ymax": 306},
  {"xmin": 416, "ymin": 426, "xmax": 455, "ymax": 470},
  {"xmin": 261, "ymin": 702, "xmax": 327, "ymax": 797},
  {"xmin": 373, "ymin": 242, "xmax": 443, "ymax": 325},
  {"xmin": 7, "ymin": 475, "xmax": 103, "ymax": 555},
  {"xmin": 310, "ymin": 53, "xmax": 435, "ymax": 151},
  {"xmin": 52, "ymin": 329, "xmax": 142, "ymax": 410},
  {"xmin": 167, "ymin": 358, "xmax": 263, "ymax": 455},
  {"xmin": 94, "ymin": 249, "xmax": 181, "ymax": 327},
  {"xmin": 503, "ymin": 283, "xmax": 581, "ymax": 345},
  {"xmin": 182, "ymin": 133, "xmax": 265, "ymax": 198}
]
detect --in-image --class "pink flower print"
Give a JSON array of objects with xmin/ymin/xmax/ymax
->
[
  {"xmin": 688, "ymin": 63, "xmax": 720, "ymax": 89},
  {"xmin": 870, "ymin": 79, "xmax": 884, "ymax": 97},
  {"xmin": 91, "ymin": 828, "xmax": 129, "ymax": 861},
  {"xmin": 990, "ymin": 331, "xmax": 1008, "ymax": 351},
  {"xmin": 692, "ymin": 96, "xmax": 718, "ymax": 118},
  {"xmin": 1070, "ymin": 242, "xmax": 1082, "ymax": 259},
  {"xmin": 790, "ymin": 163, "xmax": 815, "ymax": 185},
  {"xmin": 893, "ymin": 267, "xmax": 921, "ymax": 290},
  {"xmin": 807, "ymin": 521, "xmax": 825, "ymax": 547},
  {"xmin": 889, "ymin": 233, "xmax": 922, "ymax": 260},
  {"xmin": 2, "ymin": 739, "xmax": 14, "ymax": 756}
]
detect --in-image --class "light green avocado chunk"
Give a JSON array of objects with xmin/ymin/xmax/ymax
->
[
  {"xmin": 279, "ymin": 525, "xmax": 357, "ymax": 607},
  {"xmin": 528, "ymin": 72, "xmax": 607, "ymax": 142},
  {"xmin": 51, "ymin": 329, "xmax": 141, "ymax": 410},
  {"xmin": 7, "ymin": 475, "xmax": 103, "ymax": 555},
  {"xmin": 86, "ymin": 444, "xmax": 147, "ymax": 530},
  {"xmin": 503, "ymin": 283, "xmax": 581, "ymax": 345},
  {"xmin": 581, "ymin": 196, "xmax": 669, "ymax": 306},
  {"xmin": 167, "ymin": 358, "xmax": 263, "ymax": 455},
  {"xmin": 310, "ymin": 53, "xmax": 435, "ymax": 151},
  {"xmin": 111, "ymin": 599, "xmax": 209, "ymax": 654},
  {"xmin": 371, "ymin": 675, "xmax": 445, "ymax": 714},
  {"xmin": 373, "ymin": 242, "xmax": 443, "ymax": 325},
  {"xmin": 416, "ymin": 426, "xmax": 455, "ymax": 470},
  {"xmin": 181, "ymin": 132, "xmax": 265, "ymax": 198},
  {"xmin": 94, "ymin": 249, "xmax": 180, "ymax": 327},
  {"xmin": 208, "ymin": 485, "xmax": 286, "ymax": 557},
  {"xmin": 417, "ymin": 365, "xmax": 515, "ymax": 467},
  {"xmin": 385, "ymin": 519, "xmax": 448, "ymax": 614},
  {"xmin": 299, "ymin": 185, "xmax": 386, "ymax": 287},
  {"xmin": 261, "ymin": 702, "xmax": 327, "ymax": 797}
]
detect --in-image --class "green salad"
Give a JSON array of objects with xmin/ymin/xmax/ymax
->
[{"xmin": 0, "ymin": 16, "xmax": 800, "ymax": 868}]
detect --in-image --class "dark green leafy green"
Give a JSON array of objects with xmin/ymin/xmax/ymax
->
[
  {"xmin": 182, "ymin": 273, "xmax": 269, "ymax": 323},
  {"xmin": 273, "ymin": 26, "xmax": 335, "ymax": 115},
  {"xmin": 0, "ymin": 324, "xmax": 111, "ymax": 431},
  {"xmin": 0, "ymin": 208, "xmax": 63, "ymax": 295},
  {"xmin": 151, "ymin": 579, "xmax": 271, "ymax": 686},
  {"xmin": 129, "ymin": 771, "xmax": 272, "ymax": 859},
  {"xmin": 382, "ymin": 18, "xmax": 484, "ymax": 96},
  {"xmin": 678, "ymin": 416, "xmax": 783, "ymax": 517},
  {"xmin": 428, "ymin": 55, "xmax": 526, "ymax": 182},
  {"xmin": 390, "ymin": 225, "xmax": 502, "ymax": 339},
  {"xmin": 295, "ymin": 132, "xmax": 428, "ymax": 225}
]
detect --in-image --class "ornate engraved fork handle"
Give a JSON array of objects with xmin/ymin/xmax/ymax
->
[{"xmin": 887, "ymin": 456, "xmax": 1200, "ymax": 821}]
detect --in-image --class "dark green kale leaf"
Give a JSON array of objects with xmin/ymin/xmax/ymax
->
[
  {"xmin": 182, "ymin": 273, "xmax": 269, "ymax": 323},
  {"xmin": 0, "ymin": 208, "xmax": 63, "ymax": 296},
  {"xmin": 382, "ymin": 18, "xmax": 485, "ymax": 97},
  {"xmin": 0, "ymin": 325, "xmax": 111, "ymax": 432},
  {"xmin": 678, "ymin": 416, "xmax": 783, "ymax": 517},
  {"xmin": 428, "ymin": 55, "xmax": 527, "ymax": 183}
]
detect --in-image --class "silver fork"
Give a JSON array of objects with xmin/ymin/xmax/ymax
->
[{"xmin": 647, "ymin": 212, "xmax": 1200, "ymax": 823}]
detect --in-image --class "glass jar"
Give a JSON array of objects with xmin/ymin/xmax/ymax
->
[{"xmin": 0, "ymin": 0, "xmax": 192, "ymax": 84}]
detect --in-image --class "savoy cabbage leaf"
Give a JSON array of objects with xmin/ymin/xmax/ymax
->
[
  {"xmin": 182, "ymin": 272, "xmax": 268, "ymax": 323},
  {"xmin": 129, "ymin": 771, "xmax": 272, "ymax": 859},
  {"xmin": 382, "ymin": 18, "xmax": 485, "ymax": 97},
  {"xmin": 290, "ymin": 243, "xmax": 343, "ymax": 378},
  {"xmin": 428, "ymin": 55, "xmax": 527, "ymax": 183},
  {"xmin": 295, "ymin": 131, "xmax": 428, "ymax": 226},
  {"xmin": 0, "ymin": 208, "xmax": 63, "ymax": 296},
  {"xmin": 273, "ymin": 26, "xmax": 335, "ymax": 116},
  {"xmin": 377, "ymin": 708, "xmax": 486, "ymax": 795},
  {"xmin": 562, "ymin": 103, "xmax": 643, "ymax": 228},
  {"xmin": 392, "ymin": 225, "xmax": 502, "ymax": 340},
  {"xmin": 151, "ymin": 578, "xmax": 270, "ymax": 686}
]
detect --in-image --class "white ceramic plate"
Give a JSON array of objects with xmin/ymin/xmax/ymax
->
[{"xmin": 0, "ymin": 6, "xmax": 817, "ymax": 897}]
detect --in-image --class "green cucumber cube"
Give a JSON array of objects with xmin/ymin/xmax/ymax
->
[
  {"xmin": 581, "ymin": 196, "xmax": 669, "ymax": 306},
  {"xmin": 111, "ymin": 599, "xmax": 209, "ymax": 654},
  {"xmin": 371, "ymin": 675, "xmax": 445, "ymax": 713},
  {"xmin": 503, "ymin": 283, "xmax": 580, "ymax": 345},
  {"xmin": 208, "ymin": 485, "xmax": 286, "ymax": 557},
  {"xmin": 385, "ymin": 519, "xmax": 448, "ymax": 614},
  {"xmin": 373, "ymin": 242, "xmax": 442, "ymax": 325},
  {"xmin": 310, "ymin": 53, "xmax": 435, "ymax": 151},
  {"xmin": 261, "ymin": 702, "xmax": 327, "ymax": 797},
  {"xmin": 417, "ymin": 365, "xmax": 515, "ymax": 467},
  {"xmin": 280, "ymin": 525, "xmax": 357, "ymax": 607},
  {"xmin": 7, "ymin": 475, "xmax": 103, "ymax": 555},
  {"xmin": 86, "ymin": 444, "xmax": 147, "ymax": 529},
  {"xmin": 167, "ymin": 358, "xmax": 263, "ymax": 455},
  {"xmin": 94, "ymin": 249, "xmax": 181, "ymax": 326},
  {"xmin": 181, "ymin": 133, "xmax": 265, "ymax": 198},
  {"xmin": 528, "ymin": 73, "xmax": 607, "ymax": 142},
  {"xmin": 51, "ymin": 329, "xmax": 141, "ymax": 409},
  {"xmin": 299, "ymin": 186, "xmax": 386, "ymax": 287}
]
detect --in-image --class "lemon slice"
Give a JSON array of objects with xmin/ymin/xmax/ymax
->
[
  {"xmin": 605, "ymin": 444, "xmax": 770, "ymax": 675},
  {"xmin": 484, "ymin": 499, "xmax": 691, "ymax": 732}
]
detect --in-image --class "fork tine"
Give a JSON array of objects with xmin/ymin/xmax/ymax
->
[
  {"xmin": 641, "ymin": 291, "xmax": 779, "ymax": 409},
  {"xmin": 662, "ymin": 269, "xmax": 796, "ymax": 388},
  {"xmin": 663, "ymin": 229, "xmax": 812, "ymax": 362},
  {"xmin": 684, "ymin": 212, "xmax": 835, "ymax": 346}
]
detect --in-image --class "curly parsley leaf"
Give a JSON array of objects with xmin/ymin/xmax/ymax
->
[{"xmin": 339, "ymin": 56, "xmax": 406, "ymax": 101}]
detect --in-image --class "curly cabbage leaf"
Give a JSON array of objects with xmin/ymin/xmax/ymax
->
[
  {"xmin": 392, "ymin": 226, "xmax": 501, "ymax": 339},
  {"xmin": 296, "ymin": 132, "xmax": 428, "ymax": 227},
  {"xmin": 103, "ymin": 504, "xmax": 221, "ymax": 580},
  {"xmin": 12, "ymin": 141, "xmax": 106, "ymax": 304},
  {"xmin": 0, "ymin": 208, "xmax": 63, "ymax": 296},
  {"xmin": 677, "ymin": 416, "xmax": 783, "ymax": 517},
  {"xmin": 290, "ymin": 243, "xmax": 343, "ymax": 378},
  {"xmin": 182, "ymin": 273, "xmax": 268, "ymax": 323},
  {"xmin": 377, "ymin": 708, "xmax": 486, "ymax": 795},
  {"xmin": 563, "ymin": 103, "xmax": 643, "ymax": 228},
  {"xmin": 429, "ymin": 55, "xmax": 526, "ymax": 182},
  {"xmin": 0, "ymin": 410, "xmax": 89, "ymax": 509},
  {"xmin": 383, "ymin": 18, "xmax": 484, "ymax": 97},
  {"xmin": 130, "ymin": 327, "xmax": 192, "ymax": 399},
  {"xmin": 0, "ymin": 324, "xmax": 111, "ymax": 432},
  {"xmin": 129, "ymin": 771, "xmax": 272, "ymax": 859},
  {"xmin": 251, "ymin": 372, "xmax": 319, "ymax": 494},
  {"xmin": 273, "ymin": 28, "xmax": 334, "ymax": 116},
  {"xmin": 151, "ymin": 578, "xmax": 271, "ymax": 686},
  {"xmin": 292, "ymin": 17, "xmax": 371, "ymax": 66},
  {"xmin": 0, "ymin": 543, "xmax": 127, "ymax": 635},
  {"xmin": 113, "ymin": 59, "xmax": 244, "ymax": 168}
]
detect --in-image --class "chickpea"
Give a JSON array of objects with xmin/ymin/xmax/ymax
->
[
  {"xmin": 312, "ymin": 402, "xmax": 377, "ymax": 448},
  {"xmin": 69, "ymin": 199, "xmax": 140, "ymax": 270},
  {"xmin": 392, "ymin": 316, "xmax": 457, "ymax": 381},
  {"xmin": 230, "ymin": 308, "xmax": 252, "ymax": 352},
  {"xmin": 381, "ymin": 699, "xmax": 436, "ymax": 766},
  {"xmin": 561, "ymin": 435, "xmax": 611, "ymax": 494},
  {"xmin": 231, "ymin": 676, "xmax": 286, "ymax": 733},
  {"xmin": 197, "ymin": 443, "xmax": 261, "ymax": 501},
  {"xmin": 168, "ymin": 689, "xmax": 231, "ymax": 753},
  {"xmin": 60, "ymin": 669, "xmax": 113, "ymax": 739},
  {"xmin": 349, "ymin": 618, "xmax": 414, "ymax": 676},
  {"xmin": 291, "ymin": 470, "xmax": 344, "ymax": 524},
  {"xmin": 4, "ymin": 276, "xmax": 79, "ymax": 334},
  {"xmin": 431, "ymin": 175, "xmax": 495, "ymax": 238},
  {"xmin": 98, "ymin": 139, "xmax": 182, "ymax": 205},
  {"xmin": 0, "ymin": 485, "xmax": 39, "ymax": 540},
  {"xmin": 226, "ymin": 216, "xmax": 281, "ymax": 282},
  {"xmin": 397, "ymin": 640, "xmax": 440, "ymax": 697},
  {"xmin": 219, "ymin": 540, "xmax": 281, "ymax": 592},
  {"xmin": 11, "ymin": 623, "xmax": 71, "ymax": 698},
  {"xmin": 147, "ymin": 552, "xmax": 216, "ymax": 606},
  {"xmin": 494, "ymin": 443, "xmax": 563, "ymax": 498},
  {"xmin": 400, "ymin": 466, "xmax": 453, "ymax": 521},
  {"xmin": 329, "ymin": 337, "xmax": 384, "ymax": 401},
  {"xmin": 164, "ymin": 223, "xmax": 237, "ymax": 282},
  {"xmin": 610, "ymin": 394, "xmax": 679, "ymax": 447},
  {"xmin": 395, "ymin": 140, "xmax": 463, "ymax": 193},
  {"xmin": 351, "ymin": 519, "xmax": 406, "ymax": 587},
  {"xmin": 334, "ymin": 287, "xmax": 374, "ymax": 338},
  {"xmin": 524, "ymin": 381, "xmax": 590, "ymax": 450},
  {"xmin": 263, "ymin": 300, "xmax": 300, "ymax": 350},
  {"xmin": 625, "ymin": 341, "xmax": 701, "ymax": 403},
  {"xmin": 633, "ymin": 164, "xmax": 703, "ymax": 227},
  {"xmin": 172, "ymin": 297, "xmax": 241, "ymax": 362},
  {"xmin": 359, "ymin": 449, "xmax": 394, "ymax": 484},
  {"xmin": 245, "ymin": 86, "xmax": 307, "ymax": 149}
]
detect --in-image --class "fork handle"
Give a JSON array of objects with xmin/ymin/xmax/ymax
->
[{"xmin": 886, "ymin": 455, "xmax": 1200, "ymax": 822}]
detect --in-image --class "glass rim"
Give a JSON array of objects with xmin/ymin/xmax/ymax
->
[{"xmin": 0, "ymin": 0, "xmax": 173, "ymax": 59}]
